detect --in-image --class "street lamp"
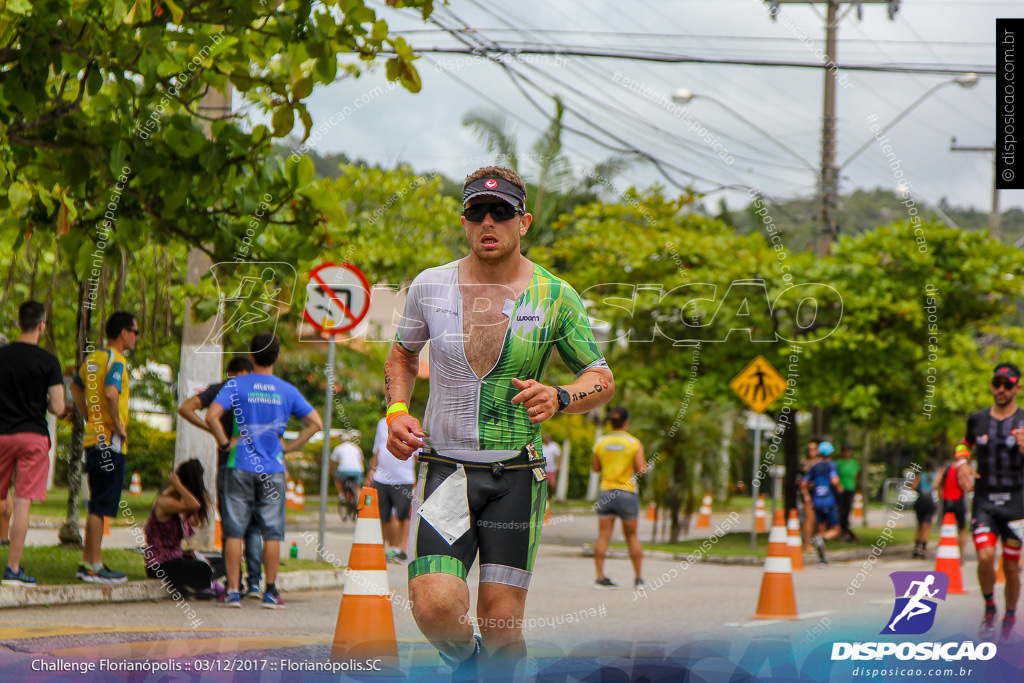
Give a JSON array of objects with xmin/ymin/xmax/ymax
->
[
  {"xmin": 671, "ymin": 88, "xmax": 818, "ymax": 173},
  {"xmin": 839, "ymin": 72, "xmax": 979, "ymax": 169}
]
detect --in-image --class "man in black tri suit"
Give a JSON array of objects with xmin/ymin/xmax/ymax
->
[{"xmin": 959, "ymin": 362, "xmax": 1024, "ymax": 640}]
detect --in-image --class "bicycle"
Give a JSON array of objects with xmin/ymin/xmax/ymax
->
[{"xmin": 337, "ymin": 477, "xmax": 361, "ymax": 523}]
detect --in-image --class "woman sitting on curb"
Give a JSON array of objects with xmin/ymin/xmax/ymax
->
[{"xmin": 144, "ymin": 459, "xmax": 217, "ymax": 597}]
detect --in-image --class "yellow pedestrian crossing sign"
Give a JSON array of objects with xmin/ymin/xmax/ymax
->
[{"xmin": 730, "ymin": 356, "xmax": 786, "ymax": 414}]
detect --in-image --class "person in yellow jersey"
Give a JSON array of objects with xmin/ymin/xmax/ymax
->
[
  {"xmin": 70, "ymin": 311, "xmax": 138, "ymax": 584},
  {"xmin": 592, "ymin": 406, "xmax": 647, "ymax": 590}
]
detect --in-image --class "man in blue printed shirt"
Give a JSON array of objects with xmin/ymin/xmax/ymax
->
[{"xmin": 206, "ymin": 333, "xmax": 322, "ymax": 608}]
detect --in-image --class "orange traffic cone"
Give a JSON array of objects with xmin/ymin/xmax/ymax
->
[
  {"xmin": 754, "ymin": 508, "xmax": 799, "ymax": 619},
  {"xmin": 787, "ymin": 509, "xmax": 804, "ymax": 572},
  {"xmin": 286, "ymin": 478, "xmax": 297, "ymax": 511},
  {"xmin": 696, "ymin": 493, "xmax": 712, "ymax": 529},
  {"xmin": 295, "ymin": 480, "xmax": 305, "ymax": 511},
  {"xmin": 852, "ymin": 492, "xmax": 864, "ymax": 520},
  {"xmin": 935, "ymin": 512, "xmax": 967, "ymax": 594},
  {"xmin": 214, "ymin": 509, "xmax": 222, "ymax": 551},
  {"xmin": 755, "ymin": 495, "xmax": 767, "ymax": 533},
  {"xmin": 103, "ymin": 516, "xmax": 111, "ymax": 537},
  {"xmin": 646, "ymin": 502, "xmax": 657, "ymax": 522},
  {"xmin": 129, "ymin": 472, "xmax": 142, "ymax": 496},
  {"xmin": 996, "ymin": 550, "xmax": 1006, "ymax": 585},
  {"xmin": 544, "ymin": 504, "xmax": 551, "ymax": 525},
  {"xmin": 331, "ymin": 486, "xmax": 398, "ymax": 662}
]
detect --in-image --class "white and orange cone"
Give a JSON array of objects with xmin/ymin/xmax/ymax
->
[
  {"xmin": 935, "ymin": 512, "xmax": 967, "ymax": 594},
  {"xmin": 646, "ymin": 502, "xmax": 657, "ymax": 522},
  {"xmin": 129, "ymin": 472, "xmax": 142, "ymax": 496},
  {"xmin": 787, "ymin": 509, "xmax": 804, "ymax": 572},
  {"xmin": 295, "ymin": 480, "xmax": 305, "ymax": 511},
  {"xmin": 214, "ymin": 509, "xmax": 222, "ymax": 551},
  {"xmin": 852, "ymin": 492, "xmax": 864, "ymax": 520},
  {"xmin": 332, "ymin": 486, "xmax": 398, "ymax": 663},
  {"xmin": 696, "ymin": 493, "xmax": 712, "ymax": 529},
  {"xmin": 755, "ymin": 495, "xmax": 767, "ymax": 533},
  {"xmin": 754, "ymin": 508, "xmax": 799, "ymax": 619},
  {"xmin": 286, "ymin": 478, "xmax": 297, "ymax": 511}
]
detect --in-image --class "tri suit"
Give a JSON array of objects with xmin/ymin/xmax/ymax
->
[
  {"xmin": 397, "ymin": 260, "xmax": 608, "ymax": 590},
  {"xmin": 965, "ymin": 407, "xmax": 1024, "ymax": 560}
]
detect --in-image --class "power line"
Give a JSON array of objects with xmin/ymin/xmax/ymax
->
[{"xmin": 388, "ymin": 45, "xmax": 996, "ymax": 76}]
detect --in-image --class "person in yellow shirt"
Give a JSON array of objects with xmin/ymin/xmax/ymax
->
[
  {"xmin": 592, "ymin": 406, "xmax": 647, "ymax": 590},
  {"xmin": 70, "ymin": 311, "xmax": 138, "ymax": 584}
]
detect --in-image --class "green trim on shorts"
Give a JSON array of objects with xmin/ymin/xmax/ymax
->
[
  {"xmin": 527, "ymin": 477, "xmax": 546, "ymax": 571},
  {"xmin": 408, "ymin": 554, "xmax": 468, "ymax": 582}
]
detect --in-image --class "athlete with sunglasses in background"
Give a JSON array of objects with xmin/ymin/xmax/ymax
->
[{"xmin": 958, "ymin": 362, "xmax": 1024, "ymax": 640}]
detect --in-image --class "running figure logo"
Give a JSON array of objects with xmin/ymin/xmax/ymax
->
[{"xmin": 882, "ymin": 571, "xmax": 949, "ymax": 635}]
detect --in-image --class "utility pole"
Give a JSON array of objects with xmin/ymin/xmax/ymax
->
[
  {"xmin": 173, "ymin": 85, "xmax": 232, "ymax": 549},
  {"xmin": 766, "ymin": 1, "xmax": 900, "ymax": 257},
  {"xmin": 950, "ymin": 139, "xmax": 1000, "ymax": 240}
]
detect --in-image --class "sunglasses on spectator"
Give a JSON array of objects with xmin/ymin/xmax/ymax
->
[
  {"xmin": 128, "ymin": 328, "xmax": 140, "ymax": 336},
  {"xmin": 462, "ymin": 202, "xmax": 523, "ymax": 222},
  {"xmin": 992, "ymin": 378, "xmax": 1017, "ymax": 390}
]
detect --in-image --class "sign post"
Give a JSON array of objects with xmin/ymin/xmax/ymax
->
[
  {"xmin": 303, "ymin": 262, "xmax": 371, "ymax": 559},
  {"xmin": 730, "ymin": 356, "xmax": 787, "ymax": 548}
]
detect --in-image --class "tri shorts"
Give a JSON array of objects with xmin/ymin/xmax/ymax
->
[
  {"xmin": 336, "ymin": 469, "xmax": 363, "ymax": 487},
  {"xmin": 408, "ymin": 449, "xmax": 545, "ymax": 591},
  {"xmin": 221, "ymin": 469, "xmax": 287, "ymax": 541},
  {"xmin": 813, "ymin": 505, "xmax": 839, "ymax": 528},
  {"xmin": 0, "ymin": 432, "xmax": 50, "ymax": 501},
  {"xmin": 375, "ymin": 482, "xmax": 413, "ymax": 522},
  {"xmin": 914, "ymin": 495, "xmax": 937, "ymax": 525},
  {"xmin": 943, "ymin": 498, "xmax": 966, "ymax": 531},
  {"xmin": 971, "ymin": 489, "xmax": 1024, "ymax": 550},
  {"xmin": 595, "ymin": 489, "xmax": 639, "ymax": 520},
  {"xmin": 85, "ymin": 445, "xmax": 126, "ymax": 517}
]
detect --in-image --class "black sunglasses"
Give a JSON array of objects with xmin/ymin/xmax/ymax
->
[
  {"xmin": 128, "ymin": 328, "xmax": 140, "ymax": 336},
  {"xmin": 993, "ymin": 378, "xmax": 1017, "ymax": 390},
  {"xmin": 462, "ymin": 202, "xmax": 522, "ymax": 223}
]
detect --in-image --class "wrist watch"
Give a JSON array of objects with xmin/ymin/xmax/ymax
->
[{"xmin": 555, "ymin": 386, "xmax": 571, "ymax": 413}]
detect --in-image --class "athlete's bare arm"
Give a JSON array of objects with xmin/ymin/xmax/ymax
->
[
  {"xmin": 511, "ymin": 367, "xmax": 614, "ymax": 425},
  {"xmin": 385, "ymin": 342, "xmax": 426, "ymax": 460}
]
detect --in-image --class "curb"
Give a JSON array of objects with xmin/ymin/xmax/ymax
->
[
  {"xmin": 580, "ymin": 543, "xmax": 920, "ymax": 566},
  {"xmin": 0, "ymin": 570, "xmax": 347, "ymax": 609}
]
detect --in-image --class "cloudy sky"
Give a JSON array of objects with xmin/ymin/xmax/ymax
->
[{"xmin": 271, "ymin": 0, "xmax": 1022, "ymax": 214}]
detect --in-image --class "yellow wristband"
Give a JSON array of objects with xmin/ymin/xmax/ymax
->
[{"xmin": 386, "ymin": 402, "xmax": 409, "ymax": 427}]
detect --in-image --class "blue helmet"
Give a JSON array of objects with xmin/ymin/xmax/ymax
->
[{"xmin": 818, "ymin": 441, "xmax": 835, "ymax": 457}]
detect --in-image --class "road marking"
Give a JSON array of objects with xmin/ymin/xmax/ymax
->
[{"xmin": 724, "ymin": 610, "xmax": 832, "ymax": 628}]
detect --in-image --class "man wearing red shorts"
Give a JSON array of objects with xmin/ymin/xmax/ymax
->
[{"xmin": 0, "ymin": 301, "xmax": 66, "ymax": 587}]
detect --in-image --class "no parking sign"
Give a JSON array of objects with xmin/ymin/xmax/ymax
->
[{"xmin": 302, "ymin": 262, "xmax": 371, "ymax": 335}]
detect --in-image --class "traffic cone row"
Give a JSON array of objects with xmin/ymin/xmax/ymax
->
[
  {"xmin": 332, "ymin": 486, "xmax": 397, "ymax": 662},
  {"xmin": 754, "ymin": 508, "xmax": 798, "ymax": 619},
  {"xmin": 852, "ymin": 492, "xmax": 864, "ymax": 520},
  {"xmin": 129, "ymin": 472, "xmax": 142, "ymax": 496},
  {"xmin": 935, "ymin": 512, "xmax": 966, "ymax": 594},
  {"xmin": 755, "ymin": 495, "xmax": 767, "ymax": 533},
  {"xmin": 787, "ymin": 509, "xmax": 804, "ymax": 572},
  {"xmin": 696, "ymin": 493, "xmax": 712, "ymax": 529}
]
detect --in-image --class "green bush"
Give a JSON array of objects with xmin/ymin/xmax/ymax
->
[{"xmin": 52, "ymin": 419, "xmax": 174, "ymax": 490}]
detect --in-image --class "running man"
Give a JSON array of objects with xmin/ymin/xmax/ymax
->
[
  {"xmin": 70, "ymin": 311, "xmax": 138, "ymax": 584},
  {"xmin": 804, "ymin": 440, "xmax": 841, "ymax": 566},
  {"xmin": 887, "ymin": 574, "xmax": 939, "ymax": 632},
  {"xmin": 958, "ymin": 362, "xmax": 1024, "ymax": 639},
  {"xmin": 384, "ymin": 166, "xmax": 614, "ymax": 675},
  {"xmin": 592, "ymin": 407, "xmax": 646, "ymax": 590}
]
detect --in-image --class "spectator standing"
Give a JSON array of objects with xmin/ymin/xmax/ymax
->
[
  {"xmin": 70, "ymin": 311, "xmax": 137, "ymax": 584},
  {"xmin": 176, "ymin": 356, "xmax": 262, "ymax": 597},
  {"xmin": 835, "ymin": 442, "xmax": 860, "ymax": 542},
  {"xmin": 542, "ymin": 433, "xmax": 561, "ymax": 490},
  {"xmin": 0, "ymin": 302, "xmax": 65, "ymax": 586},
  {"xmin": 911, "ymin": 461, "xmax": 938, "ymax": 559},
  {"xmin": 205, "ymin": 333, "xmax": 322, "ymax": 609}
]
